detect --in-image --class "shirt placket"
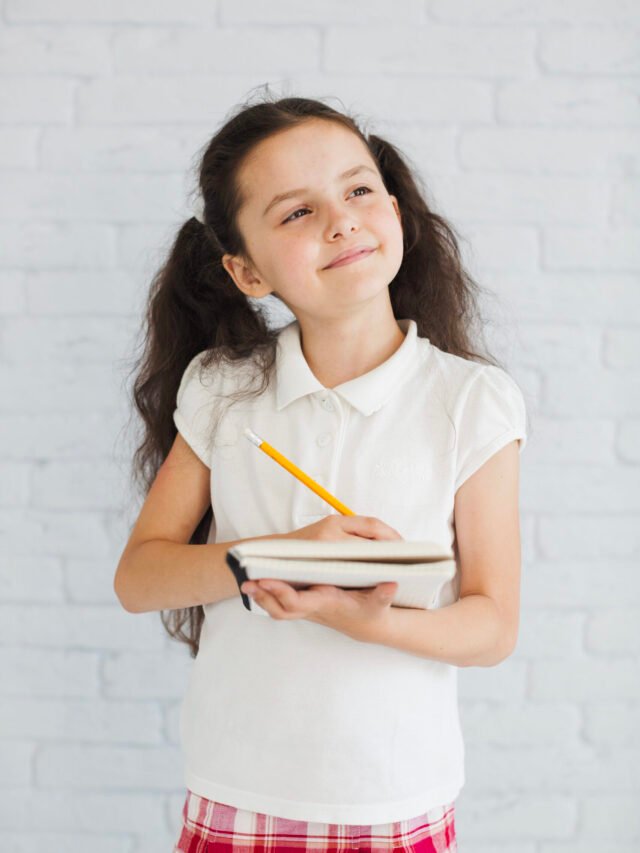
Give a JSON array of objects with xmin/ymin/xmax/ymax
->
[{"xmin": 293, "ymin": 390, "xmax": 349, "ymax": 527}]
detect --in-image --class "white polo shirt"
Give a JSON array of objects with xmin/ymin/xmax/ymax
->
[{"xmin": 172, "ymin": 316, "xmax": 527, "ymax": 824}]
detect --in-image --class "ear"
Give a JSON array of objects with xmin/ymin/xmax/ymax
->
[
  {"xmin": 389, "ymin": 194, "xmax": 402, "ymax": 226},
  {"xmin": 222, "ymin": 253, "xmax": 274, "ymax": 299}
]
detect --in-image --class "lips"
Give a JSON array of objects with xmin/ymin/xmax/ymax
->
[{"xmin": 324, "ymin": 246, "xmax": 376, "ymax": 269}]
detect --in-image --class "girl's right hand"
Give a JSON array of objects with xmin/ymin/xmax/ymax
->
[{"xmin": 284, "ymin": 514, "xmax": 403, "ymax": 541}]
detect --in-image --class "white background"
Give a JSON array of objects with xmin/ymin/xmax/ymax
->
[{"xmin": 1, "ymin": 1, "xmax": 639, "ymax": 850}]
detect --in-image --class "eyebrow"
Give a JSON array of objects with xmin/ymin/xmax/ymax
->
[{"xmin": 262, "ymin": 164, "xmax": 379, "ymax": 218}]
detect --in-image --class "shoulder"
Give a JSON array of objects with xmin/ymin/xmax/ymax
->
[
  {"xmin": 416, "ymin": 337, "xmax": 485, "ymax": 400},
  {"xmin": 177, "ymin": 348, "xmax": 263, "ymax": 401},
  {"xmin": 420, "ymin": 338, "xmax": 524, "ymax": 408},
  {"xmin": 417, "ymin": 339, "xmax": 528, "ymax": 446}
]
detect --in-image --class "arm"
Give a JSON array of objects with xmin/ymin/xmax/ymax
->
[
  {"xmin": 115, "ymin": 535, "xmax": 283, "ymax": 614},
  {"xmin": 370, "ymin": 594, "xmax": 509, "ymax": 667},
  {"xmin": 365, "ymin": 440, "xmax": 522, "ymax": 667},
  {"xmin": 113, "ymin": 432, "xmax": 286, "ymax": 613}
]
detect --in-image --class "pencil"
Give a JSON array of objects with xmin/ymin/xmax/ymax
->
[{"xmin": 243, "ymin": 427, "xmax": 356, "ymax": 516}]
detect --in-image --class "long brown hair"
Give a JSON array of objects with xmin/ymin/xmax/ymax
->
[{"xmin": 122, "ymin": 88, "xmax": 505, "ymax": 658}]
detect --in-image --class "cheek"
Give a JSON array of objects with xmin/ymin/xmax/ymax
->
[{"xmin": 368, "ymin": 206, "xmax": 403, "ymax": 253}]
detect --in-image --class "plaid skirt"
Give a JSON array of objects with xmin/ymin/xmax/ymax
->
[{"xmin": 174, "ymin": 789, "xmax": 457, "ymax": 852}]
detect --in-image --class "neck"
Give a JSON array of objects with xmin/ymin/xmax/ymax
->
[{"xmin": 296, "ymin": 308, "xmax": 406, "ymax": 389}]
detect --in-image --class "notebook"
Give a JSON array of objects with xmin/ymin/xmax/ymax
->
[{"xmin": 225, "ymin": 538, "xmax": 457, "ymax": 616}]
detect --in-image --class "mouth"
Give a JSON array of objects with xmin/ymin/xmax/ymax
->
[{"xmin": 324, "ymin": 247, "xmax": 376, "ymax": 270}]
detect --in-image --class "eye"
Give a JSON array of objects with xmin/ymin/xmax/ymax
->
[{"xmin": 282, "ymin": 186, "xmax": 372, "ymax": 224}]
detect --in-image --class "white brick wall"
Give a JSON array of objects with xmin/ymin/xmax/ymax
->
[{"xmin": 1, "ymin": 1, "xmax": 638, "ymax": 849}]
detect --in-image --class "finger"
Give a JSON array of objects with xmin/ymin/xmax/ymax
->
[
  {"xmin": 259, "ymin": 580, "xmax": 300, "ymax": 610},
  {"xmin": 256, "ymin": 582, "xmax": 311, "ymax": 618},
  {"xmin": 251, "ymin": 588, "xmax": 285, "ymax": 619}
]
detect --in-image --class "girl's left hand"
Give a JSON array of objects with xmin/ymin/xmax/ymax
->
[{"xmin": 240, "ymin": 579, "xmax": 398, "ymax": 644}]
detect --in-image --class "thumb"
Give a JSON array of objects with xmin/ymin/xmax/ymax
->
[{"xmin": 376, "ymin": 582, "xmax": 397, "ymax": 603}]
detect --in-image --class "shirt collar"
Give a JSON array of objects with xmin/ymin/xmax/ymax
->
[{"xmin": 275, "ymin": 318, "xmax": 422, "ymax": 416}]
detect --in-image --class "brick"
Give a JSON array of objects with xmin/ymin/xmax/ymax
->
[
  {"xmin": 66, "ymin": 558, "xmax": 128, "ymax": 604},
  {"xmin": 455, "ymin": 791, "xmax": 576, "ymax": 839},
  {"xmin": 31, "ymin": 457, "xmax": 131, "ymax": 511},
  {"xmin": 41, "ymin": 126, "xmax": 207, "ymax": 172},
  {"xmin": 0, "ymin": 463, "xmax": 30, "ymax": 507},
  {"xmin": 498, "ymin": 79, "xmax": 640, "ymax": 126},
  {"xmin": 0, "ymin": 509, "xmax": 113, "ymax": 558},
  {"xmin": 0, "ymin": 741, "xmax": 34, "ymax": 787},
  {"xmin": 0, "ymin": 697, "xmax": 162, "ymax": 743},
  {"xmin": 518, "ymin": 325, "xmax": 600, "ymax": 368},
  {"xmin": 36, "ymin": 744, "xmax": 182, "ymax": 790},
  {"xmin": 0, "ymin": 604, "xmax": 160, "ymax": 650},
  {"xmin": 515, "ymin": 610, "xmax": 586, "ymax": 659},
  {"xmin": 0, "ymin": 648, "xmax": 99, "ymax": 698},
  {"xmin": 103, "ymin": 649, "xmax": 191, "ymax": 700},
  {"xmin": 524, "ymin": 560, "xmax": 640, "ymax": 606},
  {"xmin": 0, "ymin": 833, "xmax": 132, "ymax": 853},
  {"xmin": 3, "ymin": 316, "xmax": 140, "ymax": 365},
  {"xmin": 0, "ymin": 364, "xmax": 122, "ymax": 412},
  {"xmin": 516, "ymin": 417, "xmax": 615, "ymax": 465},
  {"xmin": 0, "ymin": 411, "xmax": 126, "ymax": 460},
  {"xmin": 459, "ymin": 701, "xmax": 581, "ymax": 746},
  {"xmin": 0, "ymin": 790, "xmax": 165, "ymax": 831},
  {"xmin": 0, "ymin": 77, "xmax": 74, "ymax": 123},
  {"xmin": 0, "ymin": 173, "xmax": 181, "ymax": 222},
  {"xmin": 531, "ymin": 660, "xmax": 640, "ymax": 702},
  {"xmin": 114, "ymin": 27, "xmax": 319, "ymax": 74},
  {"xmin": 0, "ymin": 272, "xmax": 27, "ymax": 314},
  {"xmin": 586, "ymin": 609, "xmax": 640, "ymax": 653},
  {"xmin": 458, "ymin": 659, "xmax": 527, "ymax": 700},
  {"xmin": 603, "ymin": 329, "xmax": 640, "ymax": 371},
  {"xmin": 458, "ymin": 225, "xmax": 538, "ymax": 271},
  {"xmin": 522, "ymin": 465, "xmax": 640, "ymax": 512},
  {"xmin": 221, "ymin": 0, "xmax": 425, "ymax": 24},
  {"xmin": 5, "ymin": 0, "xmax": 216, "ymax": 23},
  {"xmin": 0, "ymin": 224, "xmax": 117, "ymax": 269},
  {"xmin": 0, "ymin": 556, "xmax": 64, "ymax": 602},
  {"xmin": 536, "ymin": 513, "xmax": 640, "ymax": 564},
  {"xmin": 619, "ymin": 419, "xmax": 640, "ymax": 462},
  {"xmin": 0, "ymin": 129, "xmax": 39, "ymax": 168},
  {"xmin": 613, "ymin": 177, "xmax": 640, "ymax": 224},
  {"xmin": 540, "ymin": 843, "xmax": 639, "ymax": 853},
  {"xmin": 541, "ymin": 27, "xmax": 640, "ymax": 74},
  {"xmin": 429, "ymin": 0, "xmax": 640, "ymax": 24},
  {"xmin": 486, "ymin": 272, "xmax": 640, "ymax": 323},
  {"xmin": 0, "ymin": 26, "xmax": 111, "ymax": 74},
  {"xmin": 436, "ymin": 175, "xmax": 607, "ymax": 225},
  {"xmin": 465, "ymin": 744, "xmax": 640, "ymax": 793},
  {"xmin": 584, "ymin": 702, "xmax": 640, "ymax": 746},
  {"xmin": 460, "ymin": 129, "xmax": 640, "ymax": 175},
  {"xmin": 544, "ymin": 227, "xmax": 640, "ymax": 270},
  {"xmin": 325, "ymin": 26, "xmax": 535, "ymax": 75},
  {"xmin": 77, "ymin": 74, "xmax": 494, "ymax": 124},
  {"xmin": 545, "ymin": 371, "xmax": 640, "ymax": 416}
]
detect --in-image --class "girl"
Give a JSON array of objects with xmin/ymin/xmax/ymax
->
[{"xmin": 115, "ymin": 92, "xmax": 527, "ymax": 852}]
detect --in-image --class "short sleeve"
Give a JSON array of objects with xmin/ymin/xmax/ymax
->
[
  {"xmin": 454, "ymin": 365, "xmax": 527, "ymax": 492},
  {"xmin": 172, "ymin": 351, "xmax": 217, "ymax": 468}
]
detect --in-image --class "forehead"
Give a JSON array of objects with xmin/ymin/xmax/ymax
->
[{"xmin": 238, "ymin": 120, "xmax": 376, "ymax": 206}]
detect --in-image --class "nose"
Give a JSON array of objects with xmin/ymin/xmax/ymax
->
[{"xmin": 324, "ymin": 202, "xmax": 359, "ymax": 239}]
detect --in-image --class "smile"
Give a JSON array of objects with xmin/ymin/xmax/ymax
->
[{"xmin": 325, "ymin": 248, "xmax": 376, "ymax": 269}]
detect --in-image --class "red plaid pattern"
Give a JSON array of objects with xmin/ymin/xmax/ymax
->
[{"xmin": 174, "ymin": 790, "xmax": 457, "ymax": 852}]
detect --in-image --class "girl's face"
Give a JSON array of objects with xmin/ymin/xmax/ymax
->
[{"xmin": 222, "ymin": 119, "xmax": 404, "ymax": 323}]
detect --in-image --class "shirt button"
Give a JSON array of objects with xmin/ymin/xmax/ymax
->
[
  {"xmin": 321, "ymin": 398, "xmax": 334, "ymax": 412},
  {"xmin": 316, "ymin": 432, "xmax": 332, "ymax": 447}
]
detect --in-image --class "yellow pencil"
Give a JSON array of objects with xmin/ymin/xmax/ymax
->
[{"xmin": 243, "ymin": 427, "xmax": 356, "ymax": 516}]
